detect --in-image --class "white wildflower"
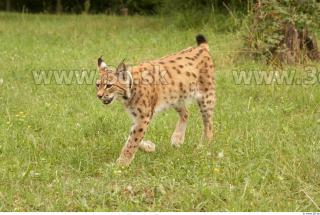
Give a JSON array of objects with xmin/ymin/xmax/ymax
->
[{"xmin": 217, "ymin": 151, "xmax": 224, "ymax": 159}]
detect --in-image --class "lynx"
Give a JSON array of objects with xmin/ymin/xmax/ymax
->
[{"xmin": 96, "ymin": 34, "xmax": 215, "ymax": 166}]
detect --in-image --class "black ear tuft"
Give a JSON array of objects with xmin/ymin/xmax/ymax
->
[
  {"xmin": 98, "ymin": 56, "xmax": 104, "ymax": 67},
  {"xmin": 196, "ymin": 34, "xmax": 207, "ymax": 45}
]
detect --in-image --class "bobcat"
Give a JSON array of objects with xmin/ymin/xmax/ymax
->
[{"xmin": 96, "ymin": 34, "xmax": 215, "ymax": 166}]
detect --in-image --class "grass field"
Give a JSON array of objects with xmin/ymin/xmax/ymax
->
[{"xmin": 0, "ymin": 13, "xmax": 319, "ymax": 211}]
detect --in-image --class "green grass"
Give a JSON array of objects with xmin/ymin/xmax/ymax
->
[{"xmin": 0, "ymin": 13, "xmax": 319, "ymax": 211}]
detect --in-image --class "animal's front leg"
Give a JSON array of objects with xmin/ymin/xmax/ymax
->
[{"xmin": 116, "ymin": 117, "xmax": 151, "ymax": 166}]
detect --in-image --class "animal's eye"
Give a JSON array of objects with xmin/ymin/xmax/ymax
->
[{"xmin": 106, "ymin": 84, "xmax": 112, "ymax": 88}]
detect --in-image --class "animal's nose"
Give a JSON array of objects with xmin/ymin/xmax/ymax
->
[{"xmin": 97, "ymin": 94, "xmax": 103, "ymax": 99}]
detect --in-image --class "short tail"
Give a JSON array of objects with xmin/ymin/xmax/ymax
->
[
  {"xmin": 196, "ymin": 34, "xmax": 207, "ymax": 45},
  {"xmin": 196, "ymin": 34, "xmax": 209, "ymax": 51}
]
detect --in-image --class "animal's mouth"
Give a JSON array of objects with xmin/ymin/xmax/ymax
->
[{"xmin": 102, "ymin": 97, "xmax": 114, "ymax": 105}]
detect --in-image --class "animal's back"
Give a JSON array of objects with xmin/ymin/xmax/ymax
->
[{"xmin": 129, "ymin": 34, "xmax": 215, "ymax": 112}]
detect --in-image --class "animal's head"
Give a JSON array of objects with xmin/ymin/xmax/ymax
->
[{"xmin": 96, "ymin": 57, "xmax": 133, "ymax": 105}]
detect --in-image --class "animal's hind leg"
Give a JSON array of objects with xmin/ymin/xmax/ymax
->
[
  {"xmin": 171, "ymin": 106, "xmax": 188, "ymax": 147},
  {"xmin": 197, "ymin": 91, "xmax": 215, "ymax": 141}
]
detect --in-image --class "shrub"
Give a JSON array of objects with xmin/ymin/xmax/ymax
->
[{"xmin": 243, "ymin": 0, "xmax": 320, "ymax": 64}]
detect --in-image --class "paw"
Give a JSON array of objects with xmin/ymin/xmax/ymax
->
[
  {"xmin": 139, "ymin": 140, "xmax": 156, "ymax": 152},
  {"xmin": 116, "ymin": 156, "xmax": 132, "ymax": 167},
  {"xmin": 171, "ymin": 132, "xmax": 185, "ymax": 147}
]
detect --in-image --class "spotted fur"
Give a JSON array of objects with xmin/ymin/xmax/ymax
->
[{"xmin": 96, "ymin": 34, "xmax": 215, "ymax": 166}]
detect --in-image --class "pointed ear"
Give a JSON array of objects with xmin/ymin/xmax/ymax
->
[
  {"xmin": 98, "ymin": 56, "xmax": 103, "ymax": 67},
  {"xmin": 116, "ymin": 59, "xmax": 127, "ymax": 73},
  {"xmin": 97, "ymin": 56, "xmax": 107, "ymax": 70}
]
